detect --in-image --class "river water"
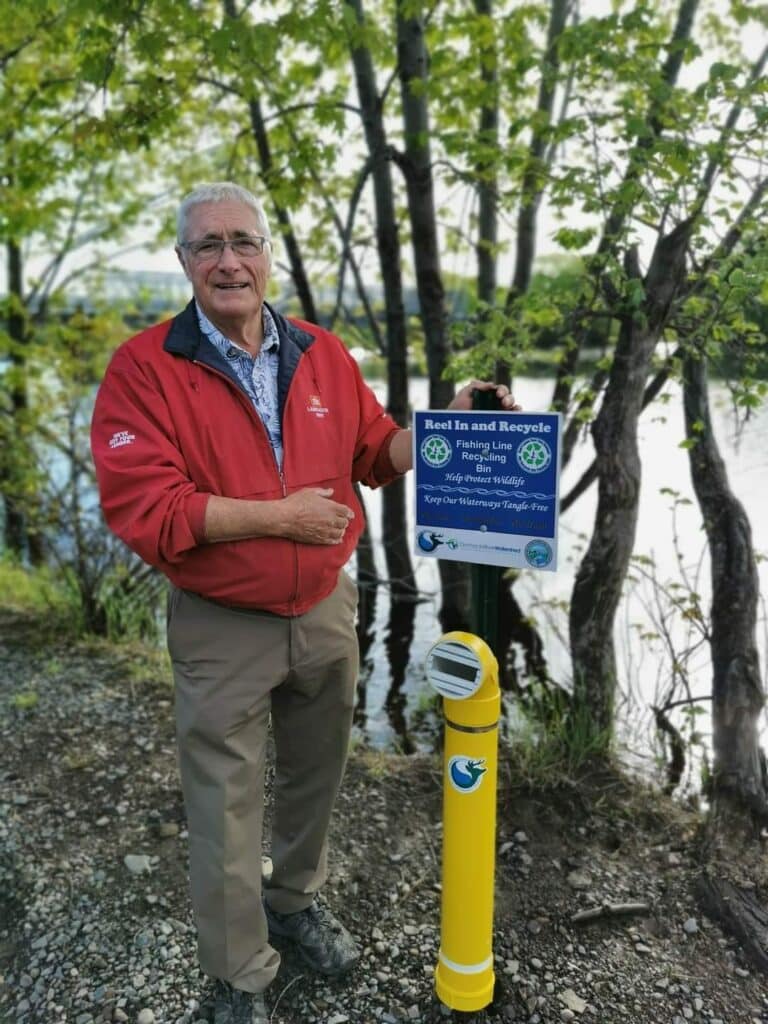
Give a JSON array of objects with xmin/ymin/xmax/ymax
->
[{"xmin": 357, "ymin": 378, "xmax": 768, "ymax": 775}]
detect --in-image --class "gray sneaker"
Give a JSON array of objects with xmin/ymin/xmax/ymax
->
[
  {"xmin": 264, "ymin": 900, "xmax": 359, "ymax": 976},
  {"xmin": 213, "ymin": 979, "xmax": 269, "ymax": 1024}
]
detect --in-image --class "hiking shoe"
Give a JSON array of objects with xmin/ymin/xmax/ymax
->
[
  {"xmin": 264, "ymin": 900, "xmax": 359, "ymax": 976},
  {"xmin": 213, "ymin": 979, "xmax": 269, "ymax": 1024}
]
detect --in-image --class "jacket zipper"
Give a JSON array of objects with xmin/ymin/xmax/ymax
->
[{"xmin": 192, "ymin": 358, "xmax": 300, "ymax": 610}]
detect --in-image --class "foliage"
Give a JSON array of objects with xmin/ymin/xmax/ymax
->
[
  {"xmin": 504, "ymin": 682, "xmax": 613, "ymax": 786},
  {"xmin": 0, "ymin": 555, "xmax": 73, "ymax": 620}
]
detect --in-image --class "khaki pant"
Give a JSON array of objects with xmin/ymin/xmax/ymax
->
[{"xmin": 167, "ymin": 572, "xmax": 359, "ymax": 993}]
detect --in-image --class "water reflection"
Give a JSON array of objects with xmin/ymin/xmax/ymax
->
[
  {"xmin": 383, "ymin": 597, "xmax": 417, "ymax": 753},
  {"xmin": 354, "ymin": 378, "xmax": 768, "ymax": 764}
]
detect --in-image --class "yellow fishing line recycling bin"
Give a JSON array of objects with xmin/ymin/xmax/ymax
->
[{"xmin": 425, "ymin": 630, "xmax": 500, "ymax": 1013}]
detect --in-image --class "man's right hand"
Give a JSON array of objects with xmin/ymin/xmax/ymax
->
[
  {"xmin": 280, "ymin": 488, "xmax": 355, "ymax": 545},
  {"xmin": 203, "ymin": 489, "xmax": 354, "ymax": 545}
]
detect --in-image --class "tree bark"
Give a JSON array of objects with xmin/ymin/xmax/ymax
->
[
  {"xmin": 686, "ymin": 352, "xmax": 768, "ymax": 970},
  {"xmin": 569, "ymin": 221, "xmax": 693, "ymax": 740},
  {"xmin": 395, "ymin": 2, "xmax": 469, "ymax": 627},
  {"xmin": 682, "ymin": 351, "xmax": 767, "ymax": 822},
  {"xmin": 347, "ymin": 0, "xmax": 416, "ymax": 600},
  {"xmin": 3, "ymin": 240, "xmax": 30, "ymax": 557},
  {"xmin": 395, "ymin": 4, "xmax": 451, "ymax": 411},
  {"xmin": 506, "ymin": 0, "xmax": 568, "ymax": 307},
  {"xmin": 473, "ymin": 0, "xmax": 498, "ymax": 310}
]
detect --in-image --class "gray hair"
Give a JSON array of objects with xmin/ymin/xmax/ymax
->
[{"xmin": 176, "ymin": 182, "xmax": 271, "ymax": 243}]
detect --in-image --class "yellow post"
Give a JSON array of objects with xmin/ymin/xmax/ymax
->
[{"xmin": 425, "ymin": 630, "xmax": 500, "ymax": 1013}]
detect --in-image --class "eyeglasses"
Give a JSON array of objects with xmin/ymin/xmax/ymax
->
[{"xmin": 180, "ymin": 236, "xmax": 271, "ymax": 260}]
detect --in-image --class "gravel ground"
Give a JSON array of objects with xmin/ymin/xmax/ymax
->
[{"xmin": 2, "ymin": 609, "xmax": 768, "ymax": 1024}]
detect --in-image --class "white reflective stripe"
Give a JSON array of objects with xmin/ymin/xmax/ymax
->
[{"xmin": 438, "ymin": 951, "xmax": 493, "ymax": 975}]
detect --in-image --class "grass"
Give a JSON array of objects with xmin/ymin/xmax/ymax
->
[
  {"xmin": 0, "ymin": 556, "xmax": 80, "ymax": 629},
  {"xmin": 502, "ymin": 683, "xmax": 614, "ymax": 789}
]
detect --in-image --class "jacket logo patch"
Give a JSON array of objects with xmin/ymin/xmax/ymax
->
[
  {"xmin": 307, "ymin": 394, "xmax": 329, "ymax": 417},
  {"xmin": 109, "ymin": 430, "xmax": 136, "ymax": 449}
]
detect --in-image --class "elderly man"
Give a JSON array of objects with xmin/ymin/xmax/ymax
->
[{"xmin": 90, "ymin": 182, "xmax": 518, "ymax": 1024}]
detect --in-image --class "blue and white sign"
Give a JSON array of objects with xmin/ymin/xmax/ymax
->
[{"xmin": 413, "ymin": 410, "xmax": 561, "ymax": 571}]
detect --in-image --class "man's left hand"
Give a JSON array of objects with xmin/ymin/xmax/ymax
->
[{"xmin": 448, "ymin": 380, "xmax": 522, "ymax": 412}]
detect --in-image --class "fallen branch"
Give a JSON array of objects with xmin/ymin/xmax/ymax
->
[{"xmin": 571, "ymin": 901, "xmax": 651, "ymax": 924}]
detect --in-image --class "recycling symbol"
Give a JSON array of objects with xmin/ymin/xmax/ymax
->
[
  {"xmin": 516, "ymin": 438, "xmax": 552, "ymax": 474},
  {"xmin": 420, "ymin": 434, "xmax": 452, "ymax": 468}
]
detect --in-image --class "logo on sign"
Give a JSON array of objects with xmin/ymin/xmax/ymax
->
[
  {"xmin": 525, "ymin": 539, "xmax": 553, "ymax": 568},
  {"xmin": 420, "ymin": 434, "xmax": 452, "ymax": 468},
  {"xmin": 417, "ymin": 531, "xmax": 458, "ymax": 552},
  {"xmin": 516, "ymin": 438, "xmax": 552, "ymax": 474},
  {"xmin": 448, "ymin": 756, "xmax": 487, "ymax": 794}
]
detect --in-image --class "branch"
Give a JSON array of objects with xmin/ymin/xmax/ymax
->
[
  {"xmin": 262, "ymin": 100, "xmax": 361, "ymax": 124},
  {"xmin": 571, "ymin": 902, "xmax": 651, "ymax": 924},
  {"xmin": 33, "ymin": 241, "xmax": 150, "ymax": 299},
  {"xmin": 195, "ymin": 73, "xmax": 243, "ymax": 98},
  {"xmin": 27, "ymin": 168, "xmax": 98, "ymax": 307},
  {"xmin": 330, "ymin": 156, "xmax": 375, "ymax": 327},
  {"xmin": 685, "ymin": 174, "xmax": 768, "ymax": 299},
  {"xmin": 694, "ymin": 43, "xmax": 768, "ymax": 210},
  {"xmin": 595, "ymin": 0, "xmax": 702, "ymax": 256}
]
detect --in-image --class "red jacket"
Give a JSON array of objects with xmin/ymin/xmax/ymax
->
[{"xmin": 91, "ymin": 301, "xmax": 401, "ymax": 615}]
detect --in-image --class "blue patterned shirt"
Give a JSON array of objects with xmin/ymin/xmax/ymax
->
[{"xmin": 196, "ymin": 302, "xmax": 284, "ymax": 470}]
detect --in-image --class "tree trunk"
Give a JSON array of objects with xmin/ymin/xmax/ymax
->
[
  {"xmin": 3, "ymin": 240, "xmax": 29, "ymax": 557},
  {"xmin": 220, "ymin": 0, "xmax": 318, "ymax": 324},
  {"xmin": 682, "ymin": 351, "xmax": 767, "ymax": 821},
  {"xmin": 569, "ymin": 222, "xmax": 693, "ymax": 741},
  {"xmin": 395, "ymin": 4, "xmax": 451, "ymax": 411},
  {"xmin": 354, "ymin": 485, "xmax": 378, "ymax": 727},
  {"xmin": 347, "ymin": 0, "xmax": 416, "ymax": 600},
  {"xmin": 396, "ymin": 3, "xmax": 470, "ymax": 627},
  {"xmin": 245, "ymin": 96, "xmax": 318, "ymax": 325},
  {"xmin": 473, "ymin": 0, "xmax": 498, "ymax": 311},
  {"xmin": 683, "ymin": 352, "xmax": 768, "ymax": 972},
  {"xmin": 550, "ymin": 0, "xmax": 701, "ymax": 421},
  {"xmin": 506, "ymin": 0, "xmax": 568, "ymax": 308}
]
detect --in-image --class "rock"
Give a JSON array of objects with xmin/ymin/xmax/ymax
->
[
  {"xmin": 559, "ymin": 988, "xmax": 587, "ymax": 1014},
  {"xmin": 123, "ymin": 855, "xmax": 152, "ymax": 875},
  {"xmin": 682, "ymin": 917, "xmax": 698, "ymax": 935},
  {"xmin": 137, "ymin": 1011, "xmax": 156, "ymax": 1024},
  {"xmin": 567, "ymin": 869, "xmax": 592, "ymax": 890}
]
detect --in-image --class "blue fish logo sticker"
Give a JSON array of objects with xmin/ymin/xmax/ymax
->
[{"xmin": 448, "ymin": 756, "xmax": 487, "ymax": 794}]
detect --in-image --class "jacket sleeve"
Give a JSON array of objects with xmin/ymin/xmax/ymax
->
[
  {"xmin": 90, "ymin": 348, "xmax": 210, "ymax": 567},
  {"xmin": 345, "ymin": 345, "xmax": 404, "ymax": 488}
]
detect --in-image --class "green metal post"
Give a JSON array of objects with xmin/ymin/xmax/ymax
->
[{"xmin": 469, "ymin": 389, "xmax": 503, "ymax": 656}]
